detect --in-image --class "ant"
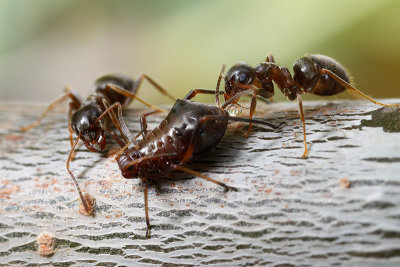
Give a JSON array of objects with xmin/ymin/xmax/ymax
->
[
  {"xmin": 187, "ymin": 54, "xmax": 400, "ymax": 158},
  {"xmin": 21, "ymin": 73, "xmax": 175, "ymax": 213},
  {"xmin": 105, "ymin": 67, "xmax": 279, "ymax": 237}
]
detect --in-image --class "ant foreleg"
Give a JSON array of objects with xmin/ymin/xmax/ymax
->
[
  {"xmin": 243, "ymin": 93, "xmax": 258, "ymax": 137},
  {"xmin": 134, "ymin": 73, "xmax": 176, "ymax": 102},
  {"xmin": 184, "ymin": 64, "xmax": 226, "ymax": 106},
  {"xmin": 297, "ymin": 95, "xmax": 308, "ymax": 159},
  {"xmin": 172, "ymin": 165, "xmax": 238, "ymax": 192},
  {"xmin": 99, "ymin": 101, "xmax": 138, "ymax": 149},
  {"xmin": 21, "ymin": 85, "xmax": 81, "ymax": 131},
  {"xmin": 67, "ymin": 100, "xmax": 81, "ymax": 160},
  {"xmin": 320, "ymin": 69, "xmax": 400, "ymax": 107},
  {"xmin": 101, "ymin": 98, "xmax": 127, "ymax": 143},
  {"xmin": 66, "ymin": 134, "xmax": 94, "ymax": 215}
]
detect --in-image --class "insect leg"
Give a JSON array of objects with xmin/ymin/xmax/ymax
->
[
  {"xmin": 133, "ymin": 73, "xmax": 176, "ymax": 101},
  {"xmin": 21, "ymin": 85, "xmax": 81, "ymax": 131},
  {"xmin": 172, "ymin": 165, "xmax": 237, "ymax": 192},
  {"xmin": 184, "ymin": 89, "xmax": 223, "ymax": 100},
  {"xmin": 106, "ymin": 84, "xmax": 169, "ymax": 113},
  {"xmin": 66, "ymin": 135, "xmax": 93, "ymax": 214},
  {"xmin": 243, "ymin": 93, "xmax": 258, "ymax": 137},
  {"xmin": 143, "ymin": 179, "xmax": 151, "ymax": 238},
  {"xmin": 297, "ymin": 95, "xmax": 308, "ymax": 159},
  {"xmin": 320, "ymin": 69, "xmax": 400, "ymax": 107}
]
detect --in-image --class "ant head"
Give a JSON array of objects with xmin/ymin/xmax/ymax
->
[
  {"xmin": 71, "ymin": 104, "xmax": 106, "ymax": 152},
  {"xmin": 225, "ymin": 62, "xmax": 275, "ymax": 100},
  {"xmin": 224, "ymin": 62, "xmax": 257, "ymax": 99}
]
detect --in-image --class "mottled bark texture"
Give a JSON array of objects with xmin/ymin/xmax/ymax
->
[{"xmin": 1, "ymin": 100, "xmax": 400, "ymax": 266}]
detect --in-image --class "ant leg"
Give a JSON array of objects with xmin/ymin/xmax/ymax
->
[
  {"xmin": 184, "ymin": 65, "xmax": 226, "ymax": 107},
  {"xmin": 106, "ymin": 84, "xmax": 169, "ymax": 113},
  {"xmin": 297, "ymin": 95, "xmax": 308, "ymax": 159},
  {"xmin": 21, "ymin": 85, "xmax": 81, "ymax": 131},
  {"xmin": 143, "ymin": 179, "xmax": 151, "ymax": 238},
  {"xmin": 101, "ymin": 98, "xmax": 128, "ymax": 143},
  {"xmin": 95, "ymin": 101, "xmax": 137, "ymax": 148},
  {"xmin": 184, "ymin": 89, "xmax": 223, "ymax": 100},
  {"xmin": 243, "ymin": 93, "xmax": 258, "ymax": 137},
  {"xmin": 67, "ymin": 101, "xmax": 81, "ymax": 160},
  {"xmin": 66, "ymin": 135, "xmax": 94, "ymax": 215},
  {"xmin": 104, "ymin": 125, "xmax": 125, "ymax": 148},
  {"xmin": 134, "ymin": 73, "xmax": 176, "ymax": 101},
  {"xmin": 320, "ymin": 69, "xmax": 400, "ymax": 107},
  {"xmin": 172, "ymin": 165, "xmax": 237, "ymax": 192},
  {"xmin": 221, "ymin": 87, "xmax": 256, "ymax": 110}
]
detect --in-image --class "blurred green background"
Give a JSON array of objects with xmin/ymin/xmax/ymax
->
[{"xmin": 0, "ymin": 0, "xmax": 399, "ymax": 105}]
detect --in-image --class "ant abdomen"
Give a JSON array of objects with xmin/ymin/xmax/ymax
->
[{"xmin": 293, "ymin": 54, "xmax": 350, "ymax": 96}]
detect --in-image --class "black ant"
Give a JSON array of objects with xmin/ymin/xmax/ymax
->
[
  {"xmin": 21, "ymin": 73, "xmax": 175, "ymax": 214},
  {"xmin": 107, "ymin": 68, "xmax": 279, "ymax": 237},
  {"xmin": 187, "ymin": 54, "xmax": 400, "ymax": 158}
]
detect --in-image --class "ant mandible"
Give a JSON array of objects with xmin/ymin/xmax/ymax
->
[{"xmin": 187, "ymin": 54, "xmax": 400, "ymax": 158}]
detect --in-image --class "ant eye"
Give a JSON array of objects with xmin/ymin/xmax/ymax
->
[{"xmin": 238, "ymin": 73, "xmax": 248, "ymax": 83}]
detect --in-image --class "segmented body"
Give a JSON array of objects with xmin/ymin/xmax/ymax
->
[{"xmin": 118, "ymin": 99, "xmax": 229, "ymax": 178}]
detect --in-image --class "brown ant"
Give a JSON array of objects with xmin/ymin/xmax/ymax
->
[
  {"xmin": 21, "ymin": 73, "xmax": 175, "ymax": 213},
  {"xmin": 187, "ymin": 54, "xmax": 400, "ymax": 158},
  {"xmin": 105, "ymin": 69, "xmax": 279, "ymax": 237}
]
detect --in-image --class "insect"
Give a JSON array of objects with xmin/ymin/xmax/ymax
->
[
  {"xmin": 110, "ymin": 74, "xmax": 279, "ymax": 237},
  {"xmin": 188, "ymin": 54, "xmax": 400, "ymax": 158},
  {"xmin": 21, "ymin": 73, "xmax": 175, "ymax": 213}
]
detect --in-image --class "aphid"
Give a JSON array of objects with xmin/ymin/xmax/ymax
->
[
  {"xmin": 190, "ymin": 54, "xmax": 400, "ymax": 158},
  {"xmin": 21, "ymin": 73, "xmax": 174, "ymax": 213},
  {"xmin": 111, "ymin": 75, "xmax": 278, "ymax": 237},
  {"xmin": 36, "ymin": 233, "xmax": 55, "ymax": 257}
]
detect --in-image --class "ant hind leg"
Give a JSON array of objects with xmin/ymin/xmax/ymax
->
[
  {"xmin": 321, "ymin": 69, "xmax": 400, "ymax": 107},
  {"xmin": 134, "ymin": 73, "xmax": 176, "ymax": 102}
]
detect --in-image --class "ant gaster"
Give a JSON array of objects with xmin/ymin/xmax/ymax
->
[
  {"xmin": 111, "ymin": 67, "xmax": 279, "ymax": 237},
  {"xmin": 188, "ymin": 54, "xmax": 400, "ymax": 158},
  {"xmin": 21, "ymin": 73, "xmax": 175, "ymax": 214}
]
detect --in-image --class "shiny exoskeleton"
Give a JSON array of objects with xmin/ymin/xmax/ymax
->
[
  {"xmin": 113, "ymin": 96, "xmax": 277, "ymax": 237},
  {"xmin": 22, "ymin": 73, "xmax": 174, "ymax": 214},
  {"xmin": 193, "ymin": 54, "xmax": 400, "ymax": 158}
]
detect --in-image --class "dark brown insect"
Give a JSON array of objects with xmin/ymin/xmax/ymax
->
[
  {"xmin": 188, "ymin": 54, "xmax": 400, "ymax": 158},
  {"xmin": 21, "ymin": 73, "xmax": 174, "ymax": 213},
  {"xmin": 110, "ymin": 80, "xmax": 278, "ymax": 237}
]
